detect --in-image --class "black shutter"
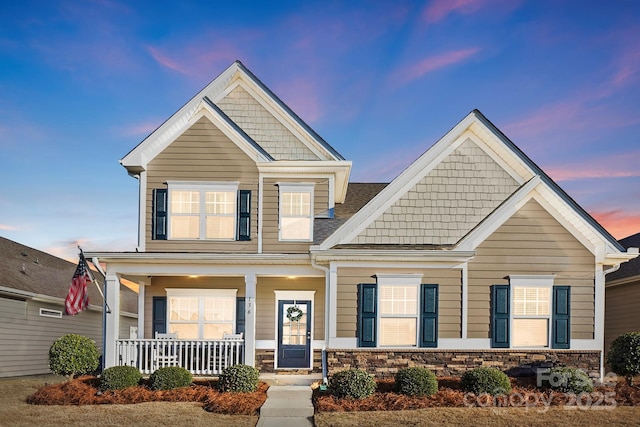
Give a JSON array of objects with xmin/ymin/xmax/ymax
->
[
  {"xmin": 237, "ymin": 190, "xmax": 251, "ymax": 241},
  {"xmin": 552, "ymin": 286, "xmax": 570, "ymax": 349},
  {"xmin": 152, "ymin": 189, "xmax": 168, "ymax": 240},
  {"xmin": 236, "ymin": 297, "xmax": 246, "ymax": 335},
  {"xmin": 491, "ymin": 285, "xmax": 510, "ymax": 348},
  {"xmin": 420, "ymin": 284, "xmax": 438, "ymax": 347},
  {"xmin": 357, "ymin": 284, "xmax": 377, "ymax": 347},
  {"xmin": 152, "ymin": 296, "xmax": 167, "ymax": 336}
]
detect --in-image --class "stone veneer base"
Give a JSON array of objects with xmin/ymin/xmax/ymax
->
[{"xmin": 325, "ymin": 349, "xmax": 601, "ymax": 379}]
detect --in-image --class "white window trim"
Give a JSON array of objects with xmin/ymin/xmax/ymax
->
[
  {"xmin": 166, "ymin": 181, "xmax": 238, "ymax": 241},
  {"xmin": 375, "ymin": 273, "xmax": 423, "ymax": 348},
  {"xmin": 166, "ymin": 288, "xmax": 237, "ymax": 339},
  {"xmin": 278, "ymin": 183, "xmax": 314, "ymax": 242},
  {"xmin": 508, "ymin": 275, "xmax": 555, "ymax": 349}
]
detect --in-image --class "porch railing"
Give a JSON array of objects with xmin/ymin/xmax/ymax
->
[{"xmin": 115, "ymin": 339, "xmax": 244, "ymax": 375}]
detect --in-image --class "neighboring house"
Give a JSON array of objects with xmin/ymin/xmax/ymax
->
[
  {"xmin": 0, "ymin": 236, "xmax": 138, "ymax": 378},
  {"xmin": 87, "ymin": 61, "xmax": 637, "ymax": 380},
  {"xmin": 605, "ymin": 232, "xmax": 640, "ymax": 354}
]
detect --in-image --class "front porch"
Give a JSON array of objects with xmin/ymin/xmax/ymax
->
[{"xmin": 116, "ymin": 338, "xmax": 244, "ymax": 375}]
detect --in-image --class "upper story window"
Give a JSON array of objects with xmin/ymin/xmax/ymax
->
[
  {"xmin": 279, "ymin": 183, "xmax": 314, "ymax": 241},
  {"xmin": 151, "ymin": 182, "xmax": 251, "ymax": 242}
]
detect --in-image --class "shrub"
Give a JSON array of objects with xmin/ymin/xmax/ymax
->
[
  {"xmin": 395, "ymin": 367, "xmax": 438, "ymax": 396},
  {"xmin": 329, "ymin": 368, "xmax": 376, "ymax": 399},
  {"xmin": 542, "ymin": 367, "xmax": 593, "ymax": 393},
  {"xmin": 218, "ymin": 364, "xmax": 260, "ymax": 393},
  {"xmin": 49, "ymin": 334, "xmax": 100, "ymax": 379},
  {"xmin": 149, "ymin": 366, "xmax": 193, "ymax": 390},
  {"xmin": 461, "ymin": 367, "xmax": 511, "ymax": 396},
  {"xmin": 607, "ymin": 332, "xmax": 640, "ymax": 385},
  {"xmin": 100, "ymin": 365, "xmax": 142, "ymax": 391}
]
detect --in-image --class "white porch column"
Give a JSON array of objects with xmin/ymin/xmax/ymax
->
[
  {"xmin": 244, "ymin": 273, "xmax": 257, "ymax": 367},
  {"xmin": 595, "ymin": 264, "xmax": 605, "ymax": 381},
  {"xmin": 104, "ymin": 273, "xmax": 121, "ymax": 369},
  {"xmin": 137, "ymin": 281, "xmax": 145, "ymax": 338}
]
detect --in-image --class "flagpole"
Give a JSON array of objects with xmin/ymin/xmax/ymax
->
[{"xmin": 78, "ymin": 246, "xmax": 111, "ymax": 314}]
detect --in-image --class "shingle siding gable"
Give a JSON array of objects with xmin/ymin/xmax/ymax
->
[
  {"xmin": 217, "ymin": 86, "xmax": 320, "ymax": 161},
  {"xmin": 350, "ymin": 138, "xmax": 519, "ymax": 245}
]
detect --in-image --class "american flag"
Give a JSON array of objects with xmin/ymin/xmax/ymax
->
[{"xmin": 64, "ymin": 254, "xmax": 91, "ymax": 315}]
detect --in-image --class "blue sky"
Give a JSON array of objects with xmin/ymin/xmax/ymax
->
[{"xmin": 1, "ymin": 0, "xmax": 639, "ymax": 261}]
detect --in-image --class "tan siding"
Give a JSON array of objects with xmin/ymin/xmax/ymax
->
[
  {"xmin": 467, "ymin": 199, "xmax": 595, "ymax": 340},
  {"xmin": 0, "ymin": 298, "xmax": 105, "ymax": 378},
  {"xmin": 145, "ymin": 116, "xmax": 259, "ymax": 252},
  {"xmin": 605, "ymin": 280, "xmax": 640, "ymax": 354},
  {"xmin": 255, "ymin": 277, "xmax": 325, "ymax": 341},
  {"xmin": 262, "ymin": 177, "xmax": 329, "ymax": 254},
  {"xmin": 336, "ymin": 267, "xmax": 462, "ymax": 340},
  {"xmin": 143, "ymin": 277, "xmax": 246, "ymax": 339}
]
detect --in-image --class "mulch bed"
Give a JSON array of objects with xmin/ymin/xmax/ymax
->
[
  {"xmin": 26, "ymin": 377, "xmax": 268, "ymax": 415},
  {"xmin": 313, "ymin": 377, "xmax": 640, "ymax": 412}
]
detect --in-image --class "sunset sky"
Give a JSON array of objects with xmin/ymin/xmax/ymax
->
[{"xmin": 1, "ymin": 0, "xmax": 639, "ymax": 261}]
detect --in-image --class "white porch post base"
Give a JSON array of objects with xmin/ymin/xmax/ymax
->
[
  {"xmin": 104, "ymin": 273, "xmax": 120, "ymax": 369},
  {"xmin": 244, "ymin": 274, "xmax": 256, "ymax": 367}
]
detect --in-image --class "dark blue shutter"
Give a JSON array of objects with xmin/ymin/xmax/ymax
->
[
  {"xmin": 236, "ymin": 297, "xmax": 246, "ymax": 335},
  {"xmin": 491, "ymin": 285, "xmax": 510, "ymax": 348},
  {"xmin": 357, "ymin": 284, "xmax": 377, "ymax": 347},
  {"xmin": 152, "ymin": 296, "xmax": 167, "ymax": 336},
  {"xmin": 552, "ymin": 286, "xmax": 570, "ymax": 349},
  {"xmin": 152, "ymin": 189, "xmax": 168, "ymax": 240},
  {"xmin": 420, "ymin": 284, "xmax": 438, "ymax": 347},
  {"xmin": 237, "ymin": 190, "xmax": 251, "ymax": 241}
]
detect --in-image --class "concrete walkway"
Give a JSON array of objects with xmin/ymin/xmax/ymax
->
[{"xmin": 257, "ymin": 377, "xmax": 318, "ymax": 427}]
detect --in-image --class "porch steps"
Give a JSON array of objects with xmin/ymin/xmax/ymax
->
[{"xmin": 257, "ymin": 385, "xmax": 314, "ymax": 427}]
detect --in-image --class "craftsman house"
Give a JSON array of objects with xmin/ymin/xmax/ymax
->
[
  {"xmin": 605, "ymin": 232, "xmax": 640, "ymax": 354},
  {"xmin": 0, "ymin": 236, "xmax": 137, "ymax": 377},
  {"xmin": 87, "ymin": 61, "xmax": 637, "ymax": 380}
]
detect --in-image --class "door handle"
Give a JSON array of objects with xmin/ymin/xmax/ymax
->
[{"xmin": 307, "ymin": 331, "xmax": 311, "ymax": 339}]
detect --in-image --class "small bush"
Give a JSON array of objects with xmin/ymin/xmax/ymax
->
[
  {"xmin": 395, "ymin": 367, "xmax": 438, "ymax": 396},
  {"xmin": 218, "ymin": 364, "xmax": 260, "ymax": 393},
  {"xmin": 542, "ymin": 367, "xmax": 593, "ymax": 393},
  {"xmin": 149, "ymin": 366, "xmax": 192, "ymax": 390},
  {"xmin": 461, "ymin": 367, "xmax": 511, "ymax": 396},
  {"xmin": 100, "ymin": 366, "xmax": 142, "ymax": 391},
  {"xmin": 329, "ymin": 368, "xmax": 376, "ymax": 399},
  {"xmin": 49, "ymin": 334, "xmax": 100, "ymax": 379},
  {"xmin": 607, "ymin": 332, "xmax": 640, "ymax": 385}
]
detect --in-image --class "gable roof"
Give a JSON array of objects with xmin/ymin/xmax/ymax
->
[
  {"xmin": 121, "ymin": 61, "xmax": 344, "ymax": 174},
  {"xmin": 315, "ymin": 110, "xmax": 625, "ymax": 257},
  {"xmin": 0, "ymin": 236, "xmax": 137, "ymax": 313}
]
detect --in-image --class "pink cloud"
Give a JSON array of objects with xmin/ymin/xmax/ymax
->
[
  {"xmin": 590, "ymin": 210, "xmax": 640, "ymax": 240},
  {"xmin": 423, "ymin": 0, "xmax": 485, "ymax": 23},
  {"xmin": 119, "ymin": 120, "xmax": 161, "ymax": 137},
  {"xmin": 0, "ymin": 224, "xmax": 16, "ymax": 231},
  {"xmin": 275, "ymin": 78, "xmax": 323, "ymax": 123},
  {"xmin": 391, "ymin": 48, "xmax": 481, "ymax": 87},
  {"xmin": 546, "ymin": 154, "xmax": 640, "ymax": 182},
  {"xmin": 422, "ymin": 0, "xmax": 522, "ymax": 23},
  {"xmin": 146, "ymin": 46, "xmax": 191, "ymax": 75}
]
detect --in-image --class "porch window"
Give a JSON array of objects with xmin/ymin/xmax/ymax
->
[
  {"xmin": 167, "ymin": 289, "xmax": 236, "ymax": 339},
  {"xmin": 379, "ymin": 285, "xmax": 418, "ymax": 346},
  {"xmin": 167, "ymin": 182, "xmax": 238, "ymax": 240},
  {"xmin": 279, "ymin": 183, "xmax": 314, "ymax": 241}
]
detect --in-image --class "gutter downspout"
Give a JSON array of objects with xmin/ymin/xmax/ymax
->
[{"xmin": 311, "ymin": 255, "xmax": 330, "ymax": 386}]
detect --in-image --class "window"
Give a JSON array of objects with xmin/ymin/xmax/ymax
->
[
  {"xmin": 279, "ymin": 184, "xmax": 314, "ymax": 241},
  {"xmin": 167, "ymin": 182, "xmax": 237, "ymax": 240},
  {"xmin": 379, "ymin": 285, "xmax": 418, "ymax": 346},
  {"xmin": 512, "ymin": 286, "xmax": 550, "ymax": 347},
  {"xmin": 357, "ymin": 274, "xmax": 438, "ymax": 348},
  {"xmin": 167, "ymin": 289, "xmax": 236, "ymax": 339},
  {"xmin": 491, "ymin": 275, "xmax": 570, "ymax": 349}
]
